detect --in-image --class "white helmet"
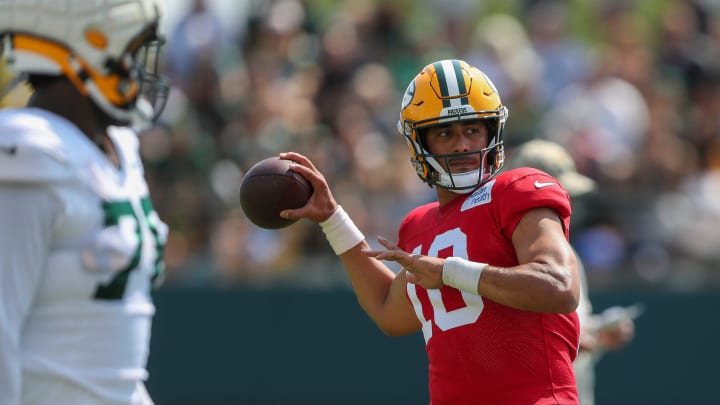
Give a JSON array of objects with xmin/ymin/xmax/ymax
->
[{"xmin": 0, "ymin": 0, "xmax": 168, "ymax": 125}]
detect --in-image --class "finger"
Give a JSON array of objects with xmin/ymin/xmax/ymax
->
[
  {"xmin": 284, "ymin": 161, "xmax": 321, "ymax": 185},
  {"xmin": 374, "ymin": 249, "xmax": 411, "ymax": 264},
  {"xmin": 361, "ymin": 249, "xmax": 384, "ymax": 258},
  {"xmin": 279, "ymin": 152, "xmax": 319, "ymax": 172},
  {"xmin": 405, "ymin": 271, "xmax": 417, "ymax": 285},
  {"xmin": 377, "ymin": 236, "xmax": 400, "ymax": 250},
  {"xmin": 282, "ymin": 158, "xmax": 332, "ymax": 196},
  {"xmin": 280, "ymin": 206, "xmax": 309, "ymax": 220},
  {"xmin": 374, "ymin": 251, "xmax": 400, "ymax": 262}
]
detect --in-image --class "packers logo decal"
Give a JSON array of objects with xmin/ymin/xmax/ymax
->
[{"xmin": 401, "ymin": 80, "xmax": 415, "ymax": 110}]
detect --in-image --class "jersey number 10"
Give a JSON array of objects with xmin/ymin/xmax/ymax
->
[{"xmin": 407, "ymin": 228, "xmax": 485, "ymax": 343}]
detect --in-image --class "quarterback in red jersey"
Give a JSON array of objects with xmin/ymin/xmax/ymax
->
[{"xmin": 280, "ymin": 59, "xmax": 581, "ymax": 404}]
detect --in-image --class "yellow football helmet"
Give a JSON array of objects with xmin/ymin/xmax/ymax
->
[
  {"xmin": 0, "ymin": 0, "xmax": 168, "ymax": 126},
  {"xmin": 398, "ymin": 59, "xmax": 508, "ymax": 193}
]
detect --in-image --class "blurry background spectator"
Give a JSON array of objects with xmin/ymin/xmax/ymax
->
[{"xmin": 4, "ymin": 0, "xmax": 720, "ymax": 292}]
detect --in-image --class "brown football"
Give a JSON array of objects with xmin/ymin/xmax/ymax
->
[{"xmin": 239, "ymin": 157, "xmax": 313, "ymax": 229}]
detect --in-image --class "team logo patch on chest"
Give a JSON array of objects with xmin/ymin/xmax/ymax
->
[{"xmin": 461, "ymin": 179, "xmax": 495, "ymax": 211}]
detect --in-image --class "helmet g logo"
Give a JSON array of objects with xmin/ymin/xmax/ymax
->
[
  {"xmin": 401, "ymin": 81, "xmax": 415, "ymax": 110},
  {"xmin": 404, "ymin": 122, "xmax": 413, "ymax": 136}
]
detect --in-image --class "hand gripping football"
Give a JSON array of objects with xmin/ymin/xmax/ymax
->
[{"xmin": 239, "ymin": 157, "xmax": 313, "ymax": 229}]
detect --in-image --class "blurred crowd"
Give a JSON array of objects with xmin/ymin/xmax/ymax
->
[{"xmin": 4, "ymin": 0, "xmax": 720, "ymax": 291}]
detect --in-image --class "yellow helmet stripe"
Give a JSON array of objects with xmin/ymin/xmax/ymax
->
[
  {"xmin": 12, "ymin": 34, "xmax": 137, "ymax": 106},
  {"xmin": 12, "ymin": 35, "xmax": 88, "ymax": 95}
]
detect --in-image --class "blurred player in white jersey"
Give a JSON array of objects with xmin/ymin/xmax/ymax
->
[{"xmin": 0, "ymin": 1, "xmax": 169, "ymax": 404}]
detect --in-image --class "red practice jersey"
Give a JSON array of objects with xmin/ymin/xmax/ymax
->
[{"xmin": 399, "ymin": 167, "xmax": 580, "ymax": 405}]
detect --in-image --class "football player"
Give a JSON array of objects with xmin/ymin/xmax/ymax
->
[
  {"xmin": 0, "ymin": 1, "xmax": 169, "ymax": 404},
  {"xmin": 281, "ymin": 59, "xmax": 581, "ymax": 404}
]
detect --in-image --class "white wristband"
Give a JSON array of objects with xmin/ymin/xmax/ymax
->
[
  {"xmin": 320, "ymin": 205, "xmax": 365, "ymax": 255},
  {"xmin": 442, "ymin": 257, "xmax": 487, "ymax": 295}
]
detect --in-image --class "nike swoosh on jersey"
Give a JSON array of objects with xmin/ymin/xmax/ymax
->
[{"xmin": 534, "ymin": 181, "xmax": 556, "ymax": 188}]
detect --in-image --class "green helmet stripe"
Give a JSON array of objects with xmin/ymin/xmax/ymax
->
[
  {"xmin": 451, "ymin": 60, "xmax": 469, "ymax": 105},
  {"xmin": 433, "ymin": 61, "xmax": 451, "ymax": 108},
  {"xmin": 435, "ymin": 60, "xmax": 471, "ymax": 108}
]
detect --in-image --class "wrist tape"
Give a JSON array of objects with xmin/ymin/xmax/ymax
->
[
  {"xmin": 442, "ymin": 257, "xmax": 487, "ymax": 295},
  {"xmin": 320, "ymin": 205, "xmax": 365, "ymax": 255}
]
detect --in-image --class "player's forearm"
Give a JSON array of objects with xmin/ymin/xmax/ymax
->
[
  {"xmin": 319, "ymin": 207, "xmax": 419, "ymax": 335},
  {"xmin": 339, "ymin": 242, "xmax": 415, "ymax": 335},
  {"xmin": 477, "ymin": 263, "xmax": 578, "ymax": 313},
  {"xmin": 340, "ymin": 241, "xmax": 395, "ymax": 312}
]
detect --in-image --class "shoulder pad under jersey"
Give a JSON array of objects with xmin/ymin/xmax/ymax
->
[
  {"xmin": 495, "ymin": 167, "xmax": 572, "ymax": 219},
  {"xmin": 0, "ymin": 108, "xmax": 94, "ymax": 183}
]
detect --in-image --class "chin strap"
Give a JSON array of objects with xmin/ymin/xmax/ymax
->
[{"xmin": 437, "ymin": 169, "xmax": 482, "ymax": 194}]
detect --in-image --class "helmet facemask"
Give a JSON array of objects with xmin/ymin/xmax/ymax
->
[
  {"xmin": 83, "ymin": 26, "xmax": 169, "ymax": 128},
  {"xmin": 404, "ymin": 109, "xmax": 507, "ymax": 194},
  {"xmin": 129, "ymin": 37, "xmax": 170, "ymax": 129}
]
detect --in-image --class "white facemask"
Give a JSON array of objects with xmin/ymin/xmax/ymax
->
[{"xmin": 426, "ymin": 154, "xmax": 486, "ymax": 194}]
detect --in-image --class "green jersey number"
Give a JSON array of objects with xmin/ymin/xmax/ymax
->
[{"xmin": 94, "ymin": 196, "xmax": 166, "ymax": 300}]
